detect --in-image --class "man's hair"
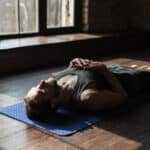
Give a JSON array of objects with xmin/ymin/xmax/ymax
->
[{"xmin": 24, "ymin": 96, "xmax": 53, "ymax": 121}]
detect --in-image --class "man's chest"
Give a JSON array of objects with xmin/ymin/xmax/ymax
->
[{"xmin": 57, "ymin": 75, "xmax": 78, "ymax": 90}]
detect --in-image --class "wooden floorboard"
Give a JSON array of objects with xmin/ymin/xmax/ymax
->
[{"xmin": 1, "ymin": 51, "xmax": 150, "ymax": 150}]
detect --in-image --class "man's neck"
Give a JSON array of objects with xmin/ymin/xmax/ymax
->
[
  {"xmin": 56, "ymin": 75, "xmax": 78, "ymax": 106},
  {"xmin": 57, "ymin": 86, "xmax": 74, "ymax": 106}
]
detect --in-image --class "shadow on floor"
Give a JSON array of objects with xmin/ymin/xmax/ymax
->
[{"xmin": 94, "ymin": 99, "xmax": 150, "ymax": 149}]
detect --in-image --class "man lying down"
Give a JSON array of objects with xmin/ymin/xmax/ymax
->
[{"xmin": 24, "ymin": 58, "xmax": 150, "ymax": 120}]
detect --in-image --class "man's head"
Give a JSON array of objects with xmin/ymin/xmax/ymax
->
[{"xmin": 24, "ymin": 77, "xmax": 60, "ymax": 120}]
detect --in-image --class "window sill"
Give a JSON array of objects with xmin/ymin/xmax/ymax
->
[
  {"xmin": 0, "ymin": 32, "xmax": 146, "ymax": 74},
  {"xmin": 0, "ymin": 33, "xmax": 105, "ymax": 50},
  {"xmin": 0, "ymin": 33, "xmax": 109, "ymax": 74}
]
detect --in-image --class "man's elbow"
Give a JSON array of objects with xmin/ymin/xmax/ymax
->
[{"xmin": 80, "ymin": 90, "xmax": 93, "ymax": 102}]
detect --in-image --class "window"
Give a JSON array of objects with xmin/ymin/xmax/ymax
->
[
  {"xmin": 0, "ymin": 0, "xmax": 79, "ymax": 38},
  {"xmin": 47, "ymin": 0, "xmax": 74, "ymax": 28},
  {"xmin": 19, "ymin": 0, "xmax": 38, "ymax": 33},
  {"xmin": 0, "ymin": 0, "xmax": 38, "ymax": 35}
]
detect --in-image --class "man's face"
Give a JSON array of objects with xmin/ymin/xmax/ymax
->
[
  {"xmin": 24, "ymin": 78, "xmax": 59, "ymax": 119},
  {"xmin": 29, "ymin": 78, "xmax": 58, "ymax": 99}
]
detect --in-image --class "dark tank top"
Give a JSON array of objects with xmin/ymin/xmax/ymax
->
[
  {"xmin": 53, "ymin": 65, "xmax": 150, "ymax": 106},
  {"xmin": 52, "ymin": 68, "xmax": 109, "ymax": 102}
]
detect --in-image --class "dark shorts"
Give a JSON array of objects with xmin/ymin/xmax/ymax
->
[{"xmin": 107, "ymin": 64, "xmax": 150, "ymax": 96}]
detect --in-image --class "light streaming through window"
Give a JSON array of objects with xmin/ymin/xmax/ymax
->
[
  {"xmin": 0, "ymin": 0, "xmax": 38, "ymax": 35},
  {"xmin": 47, "ymin": 0, "xmax": 74, "ymax": 28}
]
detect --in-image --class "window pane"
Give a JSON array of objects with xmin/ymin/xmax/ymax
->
[
  {"xmin": 19, "ymin": 0, "xmax": 38, "ymax": 33},
  {"xmin": 47, "ymin": 0, "xmax": 74, "ymax": 28},
  {"xmin": 0, "ymin": 0, "xmax": 38, "ymax": 35},
  {"xmin": 0, "ymin": 0, "xmax": 18, "ymax": 35}
]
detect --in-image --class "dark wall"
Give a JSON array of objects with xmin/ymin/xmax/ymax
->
[
  {"xmin": 82, "ymin": 0, "xmax": 150, "ymax": 32},
  {"xmin": 129, "ymin": 0, "xmax": 150, "ymax": 31}
]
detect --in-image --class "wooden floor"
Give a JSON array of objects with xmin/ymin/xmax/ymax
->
[{"xmin": 1, "ymin": 51, "xmax": 150, "ymax": 150}]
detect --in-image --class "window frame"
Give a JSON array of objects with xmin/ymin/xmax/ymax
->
[{"xmin": 0, "ymin": 0, "xmax": 81, "ymax": 40}]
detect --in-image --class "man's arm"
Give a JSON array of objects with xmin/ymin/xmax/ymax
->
[
  {"xmin": 79, "ymin": 88, "xmax": 127, "ymax": 112},
  {"xmin": 96, "ymin": 65, "xmax": 128, "ymax": 98},
  {"xmin": 69, "ymin": 58, "xmax": 128, "ymax": 98}
]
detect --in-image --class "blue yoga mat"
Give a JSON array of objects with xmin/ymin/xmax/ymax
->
[{"xmin": 0, "ymin": 102, "xmax": 103, "ymax": 136}]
